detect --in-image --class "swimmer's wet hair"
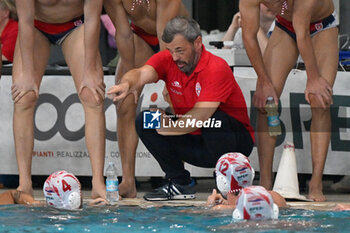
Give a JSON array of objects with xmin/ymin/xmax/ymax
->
[{"xmin": 162, "ymin": 16, "xmax": 201, "ymax": 43}]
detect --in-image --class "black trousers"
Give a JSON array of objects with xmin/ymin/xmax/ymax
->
[{"xmin": 135, "ymin": 110, "xmax": 254, "ymax": 185}]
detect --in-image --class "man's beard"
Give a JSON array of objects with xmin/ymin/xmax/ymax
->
[{"xmin": 177, "ymin": 48, "xmax": 199, "ymax": 75}]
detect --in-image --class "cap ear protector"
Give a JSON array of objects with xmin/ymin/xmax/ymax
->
[
  {"xmin": 216, "ymin": 173, "xmax": 230, "ymax": 197},
  {"xmin": 215, "ymin": 152, "xmax": 255, "ymax": 196},
  {"xmin": 232, "ymin": 186, "xmax": 279, "ymax": 221},
  {"xmin": 67, "ymin": 192, "xmax": 81, "ymax": 210}
]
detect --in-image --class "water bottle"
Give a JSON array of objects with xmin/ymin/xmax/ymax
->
[
  {"xmin": 105, "ymin": 162, "xmax": 119, "ymax": 204},
  {"xmin": 265, "ymin": 96, "xmax": 281, "ymax": 136}
]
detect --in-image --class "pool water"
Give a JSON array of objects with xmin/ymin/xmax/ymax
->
[{"xmin": 0, "ymin": 205, "xmax": 350, "ymax": 233}]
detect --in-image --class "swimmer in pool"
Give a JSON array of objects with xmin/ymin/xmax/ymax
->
[
  {"xmin": 206, "ymin": 152, "xmax": 287, "ymax": 210},
  {"xmin": 0, "ymin": 171, "xmax": 106, "ymax": 207}
]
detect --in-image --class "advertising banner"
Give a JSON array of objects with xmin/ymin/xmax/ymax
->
[{"xmin": 0, "ymin": 68, "xmax": 349, "ymax": 176}]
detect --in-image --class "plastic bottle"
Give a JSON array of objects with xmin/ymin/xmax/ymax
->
[
  {"xmin": 265, "ymin": 96, "xmax": 281, "ymax": 136},
  {"xmin": 105, "ymin": 162, "xmax": 119, "ymax": 205}
]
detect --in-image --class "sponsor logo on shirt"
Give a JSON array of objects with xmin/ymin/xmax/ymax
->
[
  {"xmin": 171, "ymin": 81, "xmax": 182, "ymax": 88},
  {"xmin": 170, "ymin": 87, "xmax": 183, "ymax": 95}
]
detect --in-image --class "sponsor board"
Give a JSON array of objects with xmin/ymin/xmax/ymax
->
[{"xmin": 0, "ymin": 68, "xmax": 350, "ymax": 176}]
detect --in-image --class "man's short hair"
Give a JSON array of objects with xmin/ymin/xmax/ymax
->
[{"xmin": 162, "ymin": 16, "xmax": 201, "ymax": 43}]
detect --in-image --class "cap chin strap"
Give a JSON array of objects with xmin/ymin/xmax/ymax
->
[
  {"xmin": 67, "ymin": 192, "xmax": 81, "ymax": 210},
  {"xmin": 216, "ymin": 174, "xmax": 230, "ymax": 197}
]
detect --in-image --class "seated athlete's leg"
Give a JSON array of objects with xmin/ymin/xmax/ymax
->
[
  {"xmin": 135, "ymin": 112, "xmax": 192, "ymax": 185},
  {"xmin": 258, "ymin": 27, "xmax": 299, "ymax": 190},
  {"xmin": 61, "ymin": 25, "xmax": 106, "ymax": 200},
  {"xmin": 116, "ymin": 34, "xmax": 155, "ymax": 197},
  {"xmin": 307, "ymin": 27, "xmax": 338, "ymax": 202},
  {"xmin": 12, "ymin": 30, "xmax": 51, "ymax": 195}
]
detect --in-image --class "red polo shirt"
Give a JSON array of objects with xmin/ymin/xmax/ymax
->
[
  {"xmin": 1, "ymin": 19, "xmax": 18, "ymax": 62},
  {"xmin": 146, "ymin": 46, "xmax": 254, "ymax": 142}
]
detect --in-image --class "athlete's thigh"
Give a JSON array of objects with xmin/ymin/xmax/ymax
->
[
  {"xmin": 264, "ymin": 27, "xmax": 299, "ymax": 97},
  {"xmin": 61, "ymin": 25, "xmax": 103, "ymax": 89},
  {"xmin": 311, "ymin": 27, "xmax": 339, "ymax": 87},
  {"xmin": 12, "ymin": 29, "xmax": 51, "ymax": 85},
  {"xmin": 133, "ymin": 34, "xmax": 155, "ymax": 68}
]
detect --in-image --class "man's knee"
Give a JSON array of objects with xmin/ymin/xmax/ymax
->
[
  {"xmin": 308, "ymin": 94, "xmax": 331, "ymax": 111},
  {"xmin": 79, "ymin": 87, "xmax": 104, "ymax": 107},
  {"xmin": 14, "ymin": 91, "xmax": 38, "ymax": 109},
  {"xmin": 117, "ymin": 95, "xmax": 137, "ymax": 118}
]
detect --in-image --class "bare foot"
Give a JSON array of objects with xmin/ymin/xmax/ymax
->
[
  {"xmin": 119, "ymin": 180, "xmax": 137, "ymax": 198},
  {"xmin": 308, "ymin": 180, "xmax": 326, "ymax": 202},
  {"xmin": 91, "ymin": 179, "xmax": 106, "ymax": 200},
  {"xmin": 17, "ymin": 183, "xmax": 33, "ymax": 196}
]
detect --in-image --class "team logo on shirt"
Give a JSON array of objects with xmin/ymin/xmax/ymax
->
[
  {"xmin": 143, "ymin": 110, "xmax": 161, "ymax": 129},
  {"xmin": 195, "ymin": 82, "xmax": 201, "ymax": 96}
]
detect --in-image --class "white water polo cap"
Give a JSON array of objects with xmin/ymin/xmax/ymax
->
[
  {"xmin": 215, "ymin": 152, "xmax": 255, "ymax": 196},
  {"xmin": 43, "ymin": 170, "xmax": 82, "ymax": 210},
  {"xmin": 232, "ymin": 186, "xmax": 279, "ymax": 220}
]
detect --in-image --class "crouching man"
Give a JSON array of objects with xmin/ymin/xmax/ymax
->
[{"xmin": 107, "ymin": 16, "xmax": 254, "ymax": 201}]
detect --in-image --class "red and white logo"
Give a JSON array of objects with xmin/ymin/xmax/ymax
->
[
  {"xmin": 171, "ymin": 81, "xmax": 182, "ymax": 88},
  {"xmin": 74, "ymin": 19, "xmax": 83, "ymax": 27},
  {"xmin": 315, "ymin": 22, "xmax": 323, "ymax": 31},
  {"xmin": 195, "ymin": 82, "xmax": 201, "ymax": 96}
]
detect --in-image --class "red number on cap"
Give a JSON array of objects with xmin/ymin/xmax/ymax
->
[
  {"xmin": 62, "ymin": 179, "xmax": 72, "ymax": 192},
  {"xmin": 219, "ymin": 160, "xmax": 229, "ymax": 176}
]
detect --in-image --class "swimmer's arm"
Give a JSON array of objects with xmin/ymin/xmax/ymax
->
[
  {"xmin": 83, "ymin": 0, "xmax": 103, "ymax": 71},
  {"xmin": 240, "ymin": 0, "xmax": 269, "ymax": 83},
  {"xmin": 206, "ymin": 189, "xmax": 227, "ymax": 207},
  {"xmin": 15, "ymin": 0, "xmax": 35, "ymax": 72},
  {"xmin": 10, "ymin": 190, "xmax": 40, "ymax": 205},
  {"xmin": 156, "ymin": 0, "xmax": 189, "ymax": 51},
  {"xmin": 107, "ymin": 0, "xmax": 135, "ymax": 71},
  {"xmin": 0, "ymin": 191, "xmax": 15, "ymax": 205},
  {"xmin": 269, "ymin": 191, "xmax": 288, "ymax": 208}
]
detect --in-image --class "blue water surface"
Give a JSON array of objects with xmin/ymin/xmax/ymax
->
[{"xmin": 0, "ymin": 205, "xmax": 350, "ymax": 233}]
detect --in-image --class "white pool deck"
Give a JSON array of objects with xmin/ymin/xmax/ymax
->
[{"xmin": 2, "ymin": 178, "xmax": 349, "ymax": 211}]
